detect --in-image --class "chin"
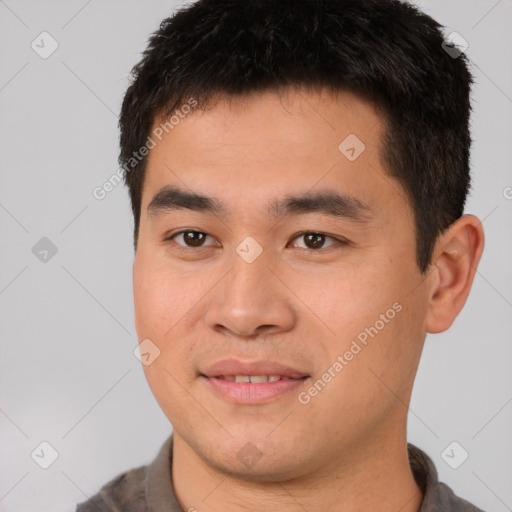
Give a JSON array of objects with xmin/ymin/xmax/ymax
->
[
  {"xmin": 192, "ymin": 431, "xmax": 312, "ymax": 483},
  {"xmin": 209, "ymin": 451, "xmax": 308, "ymax": 483}
]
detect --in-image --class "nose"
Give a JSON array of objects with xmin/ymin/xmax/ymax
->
[{"xmin": 204, "ymin": 251, "xmax": 297, "ymax": 339}]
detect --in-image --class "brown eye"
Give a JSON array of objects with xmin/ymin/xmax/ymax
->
[
  {"xmin": 289, "ymin": 232, "xmax": 344, "ymax": 250},
  {"xmin": 170, "ymin": 230, "xmax": 214, "ymax": 247},
  {"xmin": 303, "ymin": 233, "xmax": 325, "ymax": 249}
]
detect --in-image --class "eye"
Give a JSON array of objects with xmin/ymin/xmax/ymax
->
[
  {"xmin": 288, "ymin": 232, "xmax": 346, "ymax": 250},
  {"xmin": 168, "ymin": 230, "xmax": 219, "ymax": 248},
  {"xmin": 166, "ymin": 230, "xmax": 347, "ymax": 251}
]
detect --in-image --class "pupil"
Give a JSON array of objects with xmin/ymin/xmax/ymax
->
[
  {"xmin": 305, "ymin": 233, "xmax": 324, "ymax": 249},
  {"xmin": 184, "ymin": 231, "xmax": 205, "ymax": 247}
]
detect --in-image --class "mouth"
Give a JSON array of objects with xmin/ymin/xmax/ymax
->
[
  {"xmin": 200, "ymin": 358, "xmax": 309, "ymax": 379},
  {"xmin": 209, "ymin": 375, "xmax": 307, "ymax": 383},
  {"xmin": 199, "ymin": 359, "xmax": 310, "ymax": 404}
]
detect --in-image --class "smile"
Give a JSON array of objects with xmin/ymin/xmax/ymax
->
[
  {"xmin": 214, "ymin": 375, "xmax": 300, "ymax": 382},
  {"xmin": 201, "ymin": 374, "xmax": 309, "ymax": 404}
]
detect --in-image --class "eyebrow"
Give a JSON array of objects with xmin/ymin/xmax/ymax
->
[{"xmin": 147, "ymin": 185, "xmax": 373, "ymax": 222}]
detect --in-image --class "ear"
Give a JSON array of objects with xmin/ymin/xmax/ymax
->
[{"xmin": 425, "ymin": 214, "xmax": 485, "ymax": 333}]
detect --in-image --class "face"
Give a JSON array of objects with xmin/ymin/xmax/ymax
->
[{"xmin": 133, "ymin": 87, "xmax": 432, "ymax": 481}]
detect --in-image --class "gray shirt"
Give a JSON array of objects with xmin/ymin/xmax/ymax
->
[{"xmin": 76, "ymin": 435, "xmax": 485, "ymax": 511}]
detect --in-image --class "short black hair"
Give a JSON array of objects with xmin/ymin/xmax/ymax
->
[{"xmin": 119, "ymin": 0, "xmax": 473, "ymax": 273}]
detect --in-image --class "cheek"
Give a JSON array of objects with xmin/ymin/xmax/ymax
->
[
  {"xmin": 301, "ymin": 261, "xmax": 422, "ymax": 378},
  {"xmin": 292, "ymin": 264, "xmax": 395, "ymax": 341},
  {"xmin": 133, "ymin": 255, "xmax": 201, "ymax": 375},
  {"xmin": 133, "ymin": 256, "xmax": 195, "ymax": 419},
  {"xmin": 133, "ymin": 254, "xmax": 183, "ymax": 336}
]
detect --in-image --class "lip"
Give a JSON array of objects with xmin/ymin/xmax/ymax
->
[
  {"xmin": 201, "ymin": 358, "xmax": 309, "ymax": 379},
  {"xmin": 200, "ymin": 358, "xmax": 310, "ymax": 405}
]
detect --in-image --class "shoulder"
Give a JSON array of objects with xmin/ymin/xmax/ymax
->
[
  {"xmin": 74, "ymin": 434, "xmax": 175, "ymax": 512},
  {"xmin": 434, "ymin": 482, "xmax": 486, "ymax": 512},
  {"xmin": 408, "ymin": 443, "xmax": 487, "ymax": 512},
  {"xmin": 75, "ymin": 464, "xmax": 148, "ymax": 512}
]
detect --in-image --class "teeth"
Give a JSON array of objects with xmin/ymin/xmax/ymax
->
[
  {"xmin": 249, "ymin": 375, "xmax": 269, "ymax": 383},
  {"xmin": 217, "ymin": 375, "xmax": 291, "ymax": 382}
]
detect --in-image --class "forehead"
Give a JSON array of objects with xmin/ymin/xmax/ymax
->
[
  {"xmin": 141, "ymin": 87, "xmax": 406, "ymax": 224},
  {"xmin": 150, "ymin": 87, "xmax": 384, "ymax": 159}
]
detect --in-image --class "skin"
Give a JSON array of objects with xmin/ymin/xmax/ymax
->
[{"xmin": 132, "ymin": 87, "xmax": 484, "ymax": 512}]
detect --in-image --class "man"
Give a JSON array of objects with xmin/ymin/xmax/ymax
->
[{"xmin": 77, "ymin": 0, "xmax": 486, "ymax": 510}]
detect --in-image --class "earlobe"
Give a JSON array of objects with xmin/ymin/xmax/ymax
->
[{"xmin": 425, "ymin": 215, "xmax": 485, "ymax": 334}]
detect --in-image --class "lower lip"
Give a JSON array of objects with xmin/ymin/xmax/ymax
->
[{"xmin": 202, "ymin": 376, "xmax": 309, "ymax": 404}]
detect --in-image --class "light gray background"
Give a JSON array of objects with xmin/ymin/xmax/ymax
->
[{"xmin": 0, "ymin": 1, "xmax": 510, "ymax": 511}]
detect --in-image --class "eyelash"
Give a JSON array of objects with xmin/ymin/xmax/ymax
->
[{"xmin": 165, "ymin": 230, "xmax": 348, "ymax": 252}]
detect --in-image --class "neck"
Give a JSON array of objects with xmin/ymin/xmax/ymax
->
[{"xmin": 171, "ymin": 425, "xmax": 423, "ymax": 512}]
